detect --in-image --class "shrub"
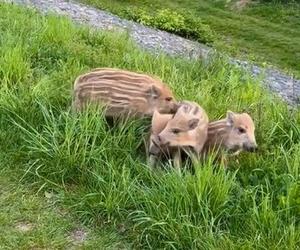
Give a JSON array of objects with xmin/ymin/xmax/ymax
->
[
  {"xmin": 1, "ymin": 3, "xmax": 300, "ymax": 249},
  {"xmin": 125, "ymin": 7, "xmax": 216, "ymax": 44},
  {"xmin": 180, "ymin": 15, "xmax": 216, "ymax": 44},
  {"xmin": 259, "ymin": 0, "xmax": 299, "ymax": 2},
  {"xmin": 126, "ymin": 8, "xmax": 154, "ymax": 26},
  {"xmin": 153, "ymin": 9, "xmax": 185, "ymax": 32}
]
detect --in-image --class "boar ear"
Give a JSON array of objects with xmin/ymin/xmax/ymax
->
[
  {"xmin": 175, "ymin": 102, "xmax": 189, "ymax": 115},
  {"xmin": 152, "ymin": 110, "xmax": 173, "ymax": 134},
  {"xmin": 188, "ymin": 118, "xmax": 199, "ymax": 130},
  {"xmin": 226, "ymin": 111, "xmax": 235, "ymax": 126},
  {"xmin": 147, "ymin": 85, "xmax": 161, "ymax": 99},
  {"xmin": 152, "ymin": 109, "xmax": 161, "ymax": 124}
]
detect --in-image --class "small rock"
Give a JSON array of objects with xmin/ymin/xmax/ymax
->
[
  {"xmin": 68, "ymin": 228, "xmax": 88, "ymax": 245},
  {"xmin": 15, "ymin": 221, "xmax": 34, "ymax": 232},
  {"xmin": 8, "ymin": 0, "xmax": 300, "ymax": 107},
  {"xmin": 44, "ymin": 190, "xmax": 54, "ymax": 199}
]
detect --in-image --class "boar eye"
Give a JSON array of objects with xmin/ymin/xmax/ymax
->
[
  {"xmin": 172, "ymin": 128, "xmax": 181, "ymax": 134},
  {"xmin": 165, "ymin": 97, "xmax": 173, "ymax": 101},
  {"xmin": 238, "ymin": 127, "xmax": 246, "ymax": 134}
]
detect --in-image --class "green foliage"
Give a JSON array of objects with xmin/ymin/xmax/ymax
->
[
  {"xmin": 0, "ymin": 169, "xmax": 128, "ymax": 249},
  {"xmin": 152, "ymin": 9, "xmax": 185, "ymax": 32},
  {"xmin": 80, "ymin": 0, "xmax": 300, "ymax": 77},
  {"xmin": 0, "ymin": 3, "xmax": 300, "ymax": 249},
  {"xmin": 258, "ymin": 0, "xmax": 299, "ymax": 3},
  {"xmin": 181, "ymin": 14, "xmax": 216, "ymax": 44},
  {"xmin": 125, "ymin": 8, "xmax": 216, "ymax": 44}
]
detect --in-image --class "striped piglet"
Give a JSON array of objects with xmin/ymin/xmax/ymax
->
[
  {"xmin": 150, "ymin": 107, "xmax": 257, "ymax": 168},
  {"xmin": 149, "ymin": 101, "xmax": 209, "ymax": 169},
  {"xmin": 72, "ymin": 68, "xmax": 177, "ymax": 118},
  {"xmin": 202, "ymin": 111, "xmax": 257, "ymax": 159}
]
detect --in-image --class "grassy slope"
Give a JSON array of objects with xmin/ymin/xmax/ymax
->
[
  {"xmin": 0, "ymin": 168, "xmax": 128, "ymax": 249},
  {"xmin": 0, "ymin": 2, "xmax": 300, "ymax": 249},
  {"xmin": 79, "ymin": 0, "xmax": 300, "ymax": 77}
]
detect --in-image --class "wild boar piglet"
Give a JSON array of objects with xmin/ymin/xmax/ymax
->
[
  {"xmin": 72, "ymin": 68, "xmax": 177, "ymax": 118},
  {"xmin": 149, "ymin": 101, "xmax": 209, "ymax": 169},
  {"xmin": 203, "ymin": 111, "xmax": 258, "ymax": 162}
]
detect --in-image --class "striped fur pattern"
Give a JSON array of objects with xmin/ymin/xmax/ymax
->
[
  {"xmin": 203, "ymin": 111, "xmax": 257, "ymax": 157},
  {"xmin": 149, "ymin": 101, "xmax": 209, "ymax": 169},
  {"xmin": 72, "ymin": 68, "xmax": 177, "ymax": 118}
]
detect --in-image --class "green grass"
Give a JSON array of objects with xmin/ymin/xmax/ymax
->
[
  {"xmin": 78, "ymin": 0, "xmax": 300, "ymax": 77},
  {"xmin": 0, "ymin": 168, "xmax": 129, "ymax": 249},
  {"xmin": 1, "ymin": 2, "xmax": 300, "ymax": 249}
]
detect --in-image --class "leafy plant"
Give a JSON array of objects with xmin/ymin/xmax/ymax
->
[
  {"xmin": 153, "ymin": 9, "xmax": 185, "ymax": 32},
  {"xmin": 125, "ymin": 7, "xmax": 216, "ymax": 44},
  {"xmin": 0, "ymin": 3, "xmax": 300, "ymax": 249}
]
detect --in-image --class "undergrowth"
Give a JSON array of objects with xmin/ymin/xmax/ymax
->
[
  {"xmin": 124, "ymin": 8, "xmax": 216, "ymax": 44},
  {"xmin": 79, "ymin": 0, "xmax": 300, "ymax": 77},
  {"xmin": 0, "ymin": 3, "xmax": 299, "ymax": 249}
]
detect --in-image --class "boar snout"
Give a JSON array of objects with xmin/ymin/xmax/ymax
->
[
  {"xmin": 243, "ymin": 143, "xmax": 257, "ymax": 153},
  {"xmin": 171, "ymin": 102, "xmax": 179, "ymax": 113},
  {"xmin": 157, "ymin": 134, "xmax": 169, "ymax": 146},
  {"xmin": 158, "ymin": 100, "xmax": 178, "ymax": 114}
]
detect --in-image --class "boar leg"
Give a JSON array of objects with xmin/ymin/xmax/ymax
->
[
  {"xmin": 148, "ymin": 154, "xmax": 158, "ymax": 168},
  {"xmin": 172, "ymin": 149, "xmax": 182, "ymax": 171},
  {"xmin": 148, "ymin": 134, "xmax": 164, "ymax": 169},
  {"xmin": 148, "ymin": 140, "xmax": 161, "ymax": 168},
  {"xmin": 71, "ymin": 98, "xmax": 82, "ymax": 114}
]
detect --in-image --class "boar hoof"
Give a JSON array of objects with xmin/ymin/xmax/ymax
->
[
  {"xmin": 148, "ymin": 155, "xmax": 158, "ymax": 169},
  {"xmin": 173, "ymin": 151, "xmax": 182, "ymax": 173}
]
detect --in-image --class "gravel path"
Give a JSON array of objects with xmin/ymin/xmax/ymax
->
[{"xmin": 6, "ymin": 0, "xmax": 300, "ymax": 106}]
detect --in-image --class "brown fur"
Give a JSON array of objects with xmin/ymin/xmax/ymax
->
[
  {"xmin": 149, "ymin": 101, "xmax": 209, "ymax": 169},
  {"xmin": 202, "ymin": 111, "xmax": 257, "ymax": 165},
  {"xmin": 72, "ymin": 68, "xmax": 177, "ymax": 118},
  {"xmin": 149, "ymin": 109, "xmax": 257, "ymax": 169}
]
